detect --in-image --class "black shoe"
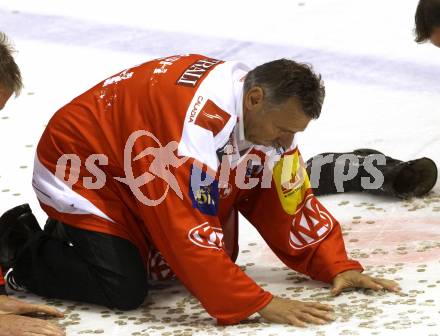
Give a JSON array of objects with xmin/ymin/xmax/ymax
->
[
  {"xmin": 5, "ymin": 269, "xmax": 26, "ymax": 292},
  {"xmin": 0, "ymin": 204, "xmax": 41, "ymax": 270},
  {"xmin": 307, "ymin": 148, "xmax": 438, "ymax": 198}
]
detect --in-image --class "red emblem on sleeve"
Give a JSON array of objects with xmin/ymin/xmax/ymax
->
[
  {"xmin": 289, "ymin": 193, "xmax": 334, "ymax": 250},
  {"xmin": 194, "ymin": 99, "xmax": 230, "ymax": 136},
  {"xmin": 188, "ymin": 222, "xmax": 225, "ymax": 249}
]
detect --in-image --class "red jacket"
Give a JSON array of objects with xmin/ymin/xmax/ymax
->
[
  {"xmin": 0, "ymin": 267, "xmax": 5, "ymax": 295},
  {"xmin": 31, "ymin": 54, "xmax": 362, "ymax": 324}
]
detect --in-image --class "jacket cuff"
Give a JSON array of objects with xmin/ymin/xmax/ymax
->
[
  {"xmin": 313, "ymin": 260, "xmax": 364, "ymax": 284},
  {"xmin": 216, "ymin": 291, "xmax": 273, "ymax": 325}
]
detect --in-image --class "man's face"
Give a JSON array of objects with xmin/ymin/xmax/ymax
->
[
  {"xmin": 0, "ymin": 86, "xmax": 13, "ymax": 111},
  {"xmin": 430, "ymin": 27, "xmax": 440, "ymax": 47},
  {"xmin": 243, "ymin": 87, "xmax": 312, "ymax": 150}
]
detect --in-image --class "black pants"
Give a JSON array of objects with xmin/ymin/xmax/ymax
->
[{"xmin": 13, "ymin": 219, "xmax": 149, "ymax": 310}]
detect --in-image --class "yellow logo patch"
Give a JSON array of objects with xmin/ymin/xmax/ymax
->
[{"xmin": 273, "ymin": 150, "xmax": 311, "ymax": 215}]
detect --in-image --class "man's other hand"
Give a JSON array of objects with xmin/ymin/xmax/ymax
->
[
  {"xmin": 0, "ymin": 295, "xmax": 64, "ymax": 317},
  {"xmin": 331, "ymin": 270, "xmax": 401, "ymax": 296},
  {"xmin": 258, "ymin": 296, "xmax": 335, "ymax": 327},
  {"xmin": 0, "ymin": 314, "xmax": 65, "ymax": 336},
  {"xmin": 0, "ymin": 295, "xmax": 65, "ymax": 336}
]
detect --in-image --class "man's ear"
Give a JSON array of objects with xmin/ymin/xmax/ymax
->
[{"xmin": 244, "ymin": 86, "xmax": 264, "ymax": 111}]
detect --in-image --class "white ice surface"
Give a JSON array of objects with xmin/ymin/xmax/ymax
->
[{"xmin": 0, "ymin": 0, "xmax": 439, "ymax": 335}]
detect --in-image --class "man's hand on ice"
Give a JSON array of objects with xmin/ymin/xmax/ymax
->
[
  {"xmin": 0, "ymin": 314, "xmax": 66, "ymax": 336},
  {"xmin": 258, "ymin": 296, "xmax": 336, "ymax": 327},
  {"xmin": 0, "ymin": 295, "xmax": 65, "ymax": 336},
  {"xmin": 331, "ymin": 270, "xmax": 401, "ymax": 296},
  {"xmin": 0, "ymin": 295, "xmax": 64, "ymax": 317}
]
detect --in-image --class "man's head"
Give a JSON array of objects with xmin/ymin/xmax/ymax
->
[
  {"xmin": 242, "ymin": 59, "xmax": 324, "ymax": 150},
  {"xmin": 415, "ymin": 0, "xmax": 440, "ymax": 47},
  {"xmin": 0, "ymin": 32, "xmax": 22, "ymax": 110}
]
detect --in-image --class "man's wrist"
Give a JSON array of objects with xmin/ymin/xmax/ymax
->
[{"xmin": 334, "ymin": 268, "xmax": 363, "ymax": 279}]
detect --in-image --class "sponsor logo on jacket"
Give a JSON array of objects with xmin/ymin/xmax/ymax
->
[
  {"xmin": 245, "ymin": 160, "xmax": 264, "ymax": 178},
  {"xmin": 273, "ymin": 149, "xmax": 310, "ymax": 215},
  {"xmin": 188, "ymin": 96, "xmax": 205, "ymax": 122},
  {"xmin": 289, "ymin": 192, "xmax": 334, "ymax": 250},
  {"xmin": 188, "ymin": 222, "xmax": 224, "ymax": 249},
  {"xmin": 193, "ymin": 99, "xmax": 231, "ymax": 136},
  {"xmin": 176, "ymin": 58, "xmax": 223, "ymax": 87},
  {"xmin": 189, "ymin": 164, "xmax": 219, "ymax": 216}
]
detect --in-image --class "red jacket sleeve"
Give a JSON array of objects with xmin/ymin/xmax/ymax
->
[
  {"xmin": 0, "ymin": 267, "xmax": 6, "ymax": 295},
  {"xmin": 238, "ymin": 148, "xmax": 363, "ymax": 284},
  {"xmin": 131, "ymin": 155, "xmax": 272, "ymax": 325}
]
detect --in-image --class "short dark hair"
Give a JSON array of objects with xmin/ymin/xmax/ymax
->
[
  {"xmin": 415, "ymin": 0, "xmax": 440, "ymax": 43},
  {"xmin": 0, "ymin": 32, "xmax": 22, "ymax": 96},
  {"xmin": 243, "ymin": 59, "xmax": 325, "ymax": 119}
]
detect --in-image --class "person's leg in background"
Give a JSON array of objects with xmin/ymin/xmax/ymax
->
[
  {"xmin": 1, "ymin": 207, "xmax": 149, "ymax": 311},
  {"xmin": 306, "ymin": 148, "xmax": 438, "ymax": 198}
]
